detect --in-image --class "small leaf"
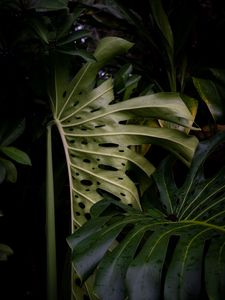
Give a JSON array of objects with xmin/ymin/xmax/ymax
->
[
  {"xmin": 0, "ymin": 158, "xmax": 17, "ymax": 183},
  {"xmin": 0, "ymin": 146, "xmax": 32, "ymax": 166},
  {"xmin": 0, "ymin": 244, "xmax": 13, "ymax": 261}
]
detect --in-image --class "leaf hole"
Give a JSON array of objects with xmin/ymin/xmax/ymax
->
[
  {"xmin": 73, "ymin": 101, "xmax": 79, "ymax": 107},
  {"xmin": 120, "ymin": 192, "xmax": 126, "ymax": 197},
  {"xmin": 99, "ymin": 143, "xmax": 119, "ymax": 148},
  {"xmin": 118, "ymin": 177, "xmax": 123, "ymax": 180},
  {"xmin": 95, "ymin": 124, "xmax": 105, "ymax": 128},
  {"xmin": 119, "ymin": 120, "xmax": 127, "ymax": 125},
  {"xmin": 78, "ymin": 202, "xmax": 85, "ymax": 209},
  {"xmin": 81, "ymin": 140, "xmax": 88, "ymax": 145},
  {"xmin": 63, "ymin": 91, "xmax": 67, "ymax": 98},
  {"xmin": 75, "ymin": 278, "xmax": 82, "ymax": 287},
  {"xmin": 81, "ymin": 179, "xmax": 93, "ymax": 186},
  {"xmin": 83, "ymin": 159, "xmax": 91, "ymax": 163},
  {"xmin": 75, "ymin": 173, "xmax": 79, "ymax": 176},
  {"xmin": 90, "ymin": 108, "xmax": 100, "ymax": 113},
  {"xmin": 85, "ymin": 213, "xmax": 91, "ymax": 220},
  {"xmin": 97, "ymin": 188, "xmax": 121, "ymax": 201},
  {"xmin": 119, "ymin": 150, "xmax": 124, "ymax": 152},
  {"xmin": 75, "ymin": 212, "xmax": 81, "ymax": 216},
  {"xmin": 98, "ymin": 164, "xmax": 118, "ymax": 171}
]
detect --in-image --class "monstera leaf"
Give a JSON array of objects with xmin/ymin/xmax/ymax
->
[
  {"xmin": 67, "ymin": 131, "xmax": 225, "ymax": 300},
  {"xmin": 49, "ymin": 36, "xmax": 198, "ymax": 228}
]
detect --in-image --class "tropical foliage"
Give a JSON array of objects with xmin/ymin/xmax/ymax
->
[
  {"xmin": 48, "ymin": 35, "xmax": 198, "ymax": 299},
  {"xmin": 1, "ymin": 0, "xmax": 225, "ymax": 300},
  {"xmin": 68, "ymin": 130, "xmax": 225, "ymax": 300}
]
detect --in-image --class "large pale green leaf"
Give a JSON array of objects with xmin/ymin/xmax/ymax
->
[
  {"xmin": 67, "ymin": 131, "xmax": 225, "ymax": 300},
  {"xmin": 49, "ymin": 37, "xmax": 198, "ymax": 227}
]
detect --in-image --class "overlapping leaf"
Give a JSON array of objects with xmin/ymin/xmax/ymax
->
[
  {"xmin": 49, "ymin": 36, "xmax": 198, "ymax": 227},
  {"xmin": 67, "ymin": 131, "xmax": 225, "ymax": 300}
]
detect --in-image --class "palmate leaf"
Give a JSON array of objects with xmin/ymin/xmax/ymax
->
[
  {"xmin": 67, "ymin": 131, "xmax": 225, "ymax": 300},
  {"xmin": 49, "ymin": 36, "xmax": 198, "ymax": 228}
]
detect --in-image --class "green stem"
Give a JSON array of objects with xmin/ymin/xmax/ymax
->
[{"xmin": 46, "ymin": 122, "xmax": 58, "ymax": 300}]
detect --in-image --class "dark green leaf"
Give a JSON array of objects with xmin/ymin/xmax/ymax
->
[
  {"xmin": 71, "ymin": 221, "xmax": 126, "ymax": 281},
  {"xmin": 193, "ymin": 77, "xmax": 225, "ymax": 122},
  {"xmin": 126, "ymin": 231, "xmax": 169, "ymax": 300},
  {"xmin": 0, "ymin": 158, "xmax": 17, "ymax": 183},
  {"xmin": 95, "ymin": 226, "xmax": 144, "ymax": 300},
  {"xmin": 0, "ymin": 146, "xmax": 32, "ymax": 166}
]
